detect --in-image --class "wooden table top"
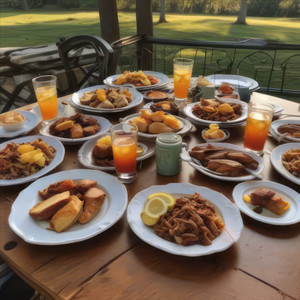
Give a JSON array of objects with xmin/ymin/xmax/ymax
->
[{"xmin": 1, "ymin": 92, "xmax": 300, "ymax": 300}]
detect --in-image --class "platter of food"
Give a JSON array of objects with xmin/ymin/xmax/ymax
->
[
  {"xmin": 122, "ymin": 110, "xmax": 192, "ymax": 139},
  {"xmin": 270, "ymin": 120, "xmax": 300, "ymax": 142},
  {"xmin": 71, "ymin": 85, "xmax": 143, "ymax": 113},
  {"xmin": 187, "ymin": 143, "xmax": 264, "ymax": 181},
  {"xmin": 183, "ymin": 98, "xmax": 248, "ymax": 127},
  {"xmin": 270, "ymin": 143, "xmax": 300, "ymax": 185},
  {"xmin": 204, "ymin": 74, "xmax": 259, "ymax": 91},
  {"xmin": 233, "ymin": 180, "xmax": 300, "ymax": 225},
  {"xmin": 39, "ymin": 113, "xmax": 112, "ymax": 144},
  {"xmin": 0, "ymin": 111, "xmax": 39, "ymax": 138},
  {"xmin": 0, "ymin": 135, "xmax": 65, "ymax": 186},
  {"xmin": 127, "ymin": 183, "xmax": 243, "ymax": 256},
  {"xmin": 104, "ymin": 71, "xmax": 169, "ymax": 91},
  {"xmin": 31, "ymin": 102, "xmax": 67, "ymax": 122},
  {"xmin": 78, "ymin": 135, "xmax": 155, "ymax": 171},
  {"xmin": 8, "ymin": 169, "xmax": 127, "ymax": 245}
]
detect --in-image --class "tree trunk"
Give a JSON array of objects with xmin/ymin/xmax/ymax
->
[
  {"xmin": 98, "ymin": 0, "xmax": 120, "ymax": 43},
  {"xmin": 235, "ymin": 0, "xmax": 247, "ymax": 25},
  {"xmin": 159, "ymin": 0, "xmax": 167, "ymax": 23},
  {"xmin": 22, "ymin": 0, "xmax": 29, "ymax": 10}
]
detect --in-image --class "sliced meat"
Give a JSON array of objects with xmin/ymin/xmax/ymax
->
[
  {"xmin": 75, "ymin": 179, "xmax": 97, "ymax": 194},
  {"xmin": 70, "ymin": 124, "xmax": 83, "ymax": 139},
  {"xmin": 206, "ymin": 159, "xmax": 245, "ymax": 176},
  {"xmin": 78, "ymin": 187, "xmax": 106, "ymax": 224},
  {"xmin": 39, "ymin": 179, "xmax": 74, "ymax": 199}
]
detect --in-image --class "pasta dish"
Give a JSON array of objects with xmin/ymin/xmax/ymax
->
[
  {"xmin": 153, "ymin": 193, "xmax": 224, "ymax": 246},
  {"xmin": 282, "ymin": 148, "xmax": 300, "ymax": 178}
]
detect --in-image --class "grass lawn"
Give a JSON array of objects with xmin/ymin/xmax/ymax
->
[{"xmin": 1, "ymin": 9, "xmax": 300, "ymax": 47}]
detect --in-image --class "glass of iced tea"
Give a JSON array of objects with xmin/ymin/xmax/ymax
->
[
  {"xmin": 244, "ymin": 102, "xmax": 274, "ymax": 155},
  {"xmin": 32, "ymin": 75, "xmax": 58, "ymax": 121},
  {"xmin": 110, "ymin": 123, "xmax": 138, "ymax": 183},
  {"xmin": 173, "ymin": 57, "xmax": 194, "ymax": 106}
]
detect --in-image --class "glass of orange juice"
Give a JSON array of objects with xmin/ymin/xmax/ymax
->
[
  {"xmin": 173, "ymin": 58, "xmax": 194, "ymax": 106},
  {"xmin": 32, "ymin": 75, "xmax": 58, "ymax": 121},
  {"xmin": 244, "ymin": 102, "xmax": 274, "ymax": 155},
  {"xmin": 110, "ymin": 123, "xmax": 138, "ymax": 183}
]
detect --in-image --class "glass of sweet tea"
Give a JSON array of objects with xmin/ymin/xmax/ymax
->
[
  {"xmin": 244, "ymin": 102, "xmax": 274, "ymax": 155},
  {"xmin": 110, "ymin": 123, "xmax": 138, "ymax": 183}
]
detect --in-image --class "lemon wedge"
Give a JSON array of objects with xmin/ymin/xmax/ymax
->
[
  {"xmin": 141, "ymin": 197, "xmax": 168, "ymax": 226},
  {"xmin": 136, "ymin": 145, "xmax": 144, "ymax": 156},
  {"xmin": 147, "ymin": 192, "xmax": 176, "ymax": 211},
  {"xmin": 140, "ymin": 211, "xmax": 159, "ymax": 226}
]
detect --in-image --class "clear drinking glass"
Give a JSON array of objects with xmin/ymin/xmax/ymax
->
[
  {"xmin": 173, "ymin": 58, "xmax": 194, "ymax": 106},
  {"xmin": 110, "ymin": 123, "xmax": 138, "ymax": 184},
  {"xmin": 32, "ymin": 75, "xmax": 58, "ymax": 121},
  {"xmin": 244, "ymin": 102, "xmax": 274, "ymax": 155}
]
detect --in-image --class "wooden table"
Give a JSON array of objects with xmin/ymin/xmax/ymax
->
[{"xmin": 1, "ymin": 92, "xmax": 299, "ymax": 300}]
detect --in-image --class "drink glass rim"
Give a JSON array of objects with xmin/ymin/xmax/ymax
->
[
  {"xmin": 32, "ymin": 75, "xmax": 57, "ymax": 84},
  {"xmin": 173, "ymin": 57, "xmax": 194, "ymax": 65},
  {"xmin": 249, "ymin": 102, "xmax": 274, "ymax": 113},
  {"xmin": 110, "ymin": 123, "xmax": 138, "ymax": 134}
]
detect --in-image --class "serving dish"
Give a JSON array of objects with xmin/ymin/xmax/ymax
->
[
  {"xmin": 39, "ymin": 114, "xmax": 112, "ymax": 145},
  {"xmin": 186, "ymin": 142, "xmax": 264, "ymax": 181},
  {"xmin": 104, "ymin": 71, "xmax": 169, "ymax": 91},
  {"xmin": 121, "ymin": 112, "xmax": 193, "ymax": 139},
  {"xmin": 71, "ymin": 85, "xmax": 143, "ymax": 113},
  {"xmin": 9, "ymin": 169, "xmax": 127, "ymax": 245},
  {"xmin": 127, "ymin": 183, "xmax": 243, "ymax": 257},
  {"xmin": 1, "ymin": 111, "xmax": 39, "ymax": 138},
  {"xmin": 270, "ymin": 142, "xmax": 300, "ymax": 185},
  {"xmin": 0, "ymin": 135, "xmax": 65, "ymax": 186},
  {"xmin": 201, "ymin": 128, "xmax": 230, "ymax": 142},
  {"xmin": 204, "ymin": 74, "xmax": 259, "ymax": 91},
  {"xmin": 270, "ymin": 119, "xmax": 300, "ymax": 142},
  {"xmin": 78, "ymin": 135, "xmax": 155, "ymax": 171},
  {"xmin": 183, "ymin": 98, "xmax": 248, "ymax": 127},
  {"xmin": 233, "ymin": 180, "xmax": 300, "ymax": 225}
]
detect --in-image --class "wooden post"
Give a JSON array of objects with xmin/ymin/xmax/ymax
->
[
  {"xmin": 98, "ymin": 0, "xmax": 120, "ymax": 43},
  {"xmin": 136, "ymin": 0, "xmax": 153, "ymax": 70}
]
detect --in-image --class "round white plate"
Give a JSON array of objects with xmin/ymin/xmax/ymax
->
[
  {"xmin": 71, "ymin": 85, "xmax": 143, "ymax": 113},
  {"xmin": 1, "ymin": 111, "xmax": 39, "ymax": 138},
  {"xmin": 9, "ymin": 169, "xmax": 128, "ymax": 245},
  {"xmin": 31, "ymin": 102, "xmax": 67, "ymax": 122},
  {"xmin": 270, "ymin": 142, "xmax": 300, "ymax": 185},
  {"xmin": 201, "ymin": 128, "xmax": 230, "ymax": 142},
  {"xmin": 0, "ymin": 135, "xmax": 65, "ymax": 186},
  {"xmin": 187, "ymin": 142, "xmax": 264, "ymax": 181},
  {"xmin": 272, "ymin": 104, "xmax": 284, "ymax": 117},
  {"xmin": 39, "ymin": 114, "xmax": 112, "ymax": 145},
  {"xmin": 78, "ymin": 135, "xmax": 155, "ymax": 171},
  {"xmin": 104, "ymin": 71, "xmax": 169, "ymax": 91},
  {"xmin": 127, "ymin": 183, "xmax": 243, "ymax": 257},
  {"xmin": 233, "ymin": 180, "xmax": 300, "ymax": 225},
  {"xmin": 183, "ymin": 98, "xmax": 248, "ymax": 127},
  {"xmin": 270, "ymin": 119, "xmax": 300, "ymax": 143},
  {"xmin": 205, "ymin": 74, "xmax": 259, "ymax": 91}
]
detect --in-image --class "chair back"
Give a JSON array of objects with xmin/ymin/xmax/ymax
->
[
  {"xmin": 57, "ymin": 35, "xmax": 115, "ymax": 94},
  {"xmin": 280, "ymin": 54, "xmax": 300, "ymax": 92}
]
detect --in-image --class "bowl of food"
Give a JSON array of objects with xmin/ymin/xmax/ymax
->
[
  {"xmin": 143, "ymin": 90, "xmax": 169, "ymax": 102},
  {"xmin": 201, "ymin": 124, "xmax": 229, "ymax": 142},
  {"xmin": 0, "ymin": 111, "xmax": 25, "ymax": 131},
  {"xmin": 149, "ymin": 100, "xmax": 179, "ymax": 115}
]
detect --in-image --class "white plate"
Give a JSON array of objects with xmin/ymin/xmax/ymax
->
[
  {"xmin": 270, "ymin": 143, "xmax": 300, "ymax": 185},
  {"xmin": 270, "ymin": 119, "xmax": 300, "ymax": 142},
  {"xmin": 127, "ymin": 183, "xmax": 243, "ymax": 257},
  {"xmin": 9, "ymin": 169, "xmax": 128, "ymax": 245},
  {"xmin": 78, "ymin": 135, "xmax": 155, "ymax": 171},
  {"xmin": 1, "ymin": 111, "xmax": 39, "ymax": 138},
  {"xmin": 201, "ymin": 128, "xmax": 230, "ymax": 142},
  {"xmin": 272, "ymin": 104, "xmax": 284, "ymax": 117},
  {"xmin": 205, "ymin": 74, "xmax": 259, "ymax": 91},
  {"xmin": 187, "ymin": 142, "xmax": 264, "ymax": 181},
  {"xmin": 0, "ymin": 135, "xmax": 65, "ymax": 186},
  {"xmin": 121, "ymin": 113, "xmax": 192, "ymax": 139},
  {"xmin": 39, "ymin": 114, "xmax": 112, "ymax": 145},
  {"xmin": 233, "ymin": 180, "xmax": 300, "ymax": 225},
  {"xmin": 31, "ymin": 102, "xmax": 67, "ymax": 122},
  {"xmin": 104, "ymin": 71, "xmax": 169, "ymax": 91},
  {"xmin": 183, "ymin": 98, "xmax": 248, "ymax": 127},
  {"xmin": 71, "ymin": 85, "xmax": 143, "ymax": 113}
]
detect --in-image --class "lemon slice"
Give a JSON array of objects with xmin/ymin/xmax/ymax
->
[
  {"xmin": 136, "ymin": 145, "xmax": 144, "ymax": 156},
  {"xmin": 147, "ymin": 192, "xmax": 176, "ymax": 211},
  {"xmin": 140, "ymin": 211, "xmax": 159, "ymax": 226}
]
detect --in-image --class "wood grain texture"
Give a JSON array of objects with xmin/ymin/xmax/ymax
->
[{"xmin": 1, "ymin": 92, "xmax": 300, "ymax": 299}]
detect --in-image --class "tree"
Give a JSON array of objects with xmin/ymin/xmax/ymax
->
[
  {"xmin": 235, "ymin": 0, "xmax": 247, "ymax": 25},
  {"xmin": 158, "ymin": 0, "xmax": 167, "ymax": 23}
]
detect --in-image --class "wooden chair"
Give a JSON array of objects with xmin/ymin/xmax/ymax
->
[
  {"xmin": 57, "ymin": 35, "xmax": 116, "ymax": 94},
  {"xmin": 236, "ymin": 51, "xmax": 275, "ymax": 92}
]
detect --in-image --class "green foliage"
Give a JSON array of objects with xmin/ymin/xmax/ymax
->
[
  {"xmin": 79, "ymin": 0, "xmax": 97, "ymax": 9},
  {"xmin": 58, "ymin": 0, "xmax": 80, "ymax": 9}
]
